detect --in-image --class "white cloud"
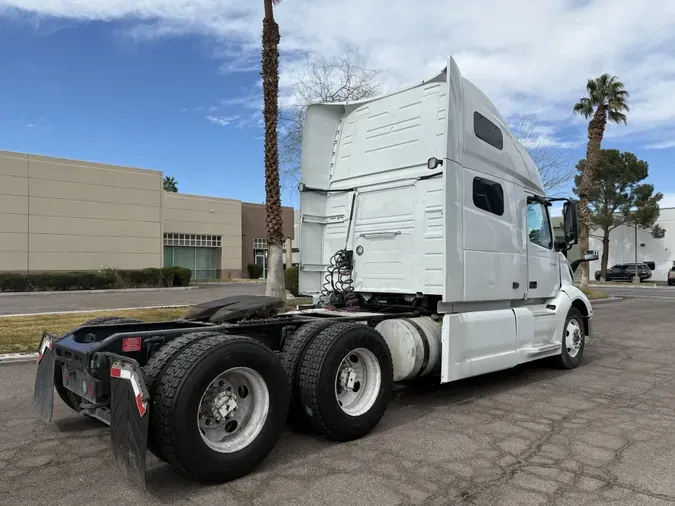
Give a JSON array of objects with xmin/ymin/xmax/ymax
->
[
  {"xmin": 3, "ymin": 0, "xmax": 675, "ymax": 144},
  {"xmin": 25, "ymin": 123, "xmax": 34, "ymax": 128},
  {"xmin": 646, "ymin": 140, "xmax": 675, "ymax": 150},
  {"xmin": 205, "ymin": 115, "xmax": 238, "ymax": 127}
]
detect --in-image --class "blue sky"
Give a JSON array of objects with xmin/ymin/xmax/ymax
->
[
  {"xmin": 0, "ymin": 18, "xmax": 275, "ymax": 205},
  {"xmin": 1, "ymin": 1, "xmax": 674, "ymax": 212}
]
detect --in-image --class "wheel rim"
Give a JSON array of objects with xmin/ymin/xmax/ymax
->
[
  {"xmin": 565, "ymin": 319, "xmax": 583, "ymax": 358},
  {"xmin": 334, "ymin": 347, "xmax": 381, "ymax": 417},
  {"xmin": 197, "ymin": 367, "xmax": 269, "ymax": 454}
]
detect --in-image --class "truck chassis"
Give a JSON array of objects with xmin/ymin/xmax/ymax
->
[{"xmin": 32, "ymin": 295, "xmax": 429, "ymax": 488}]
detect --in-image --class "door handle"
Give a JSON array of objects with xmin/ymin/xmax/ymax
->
[
  {"xmin": 358, "ymin": 231, "xmax": 401, "ymax": 239},
  {"xmin": 512, "ymin": 282, "xmax": 520, "ymax": 289},
  {"xmin": 529, "ymin": 281, "xmax": 537, "ymax": 289}
]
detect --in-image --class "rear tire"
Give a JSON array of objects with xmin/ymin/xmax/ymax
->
[
  {"xmin": 280, "ymin": 320, "xmax": 336, "ymax": 431},
  {"xmin": 54, "ymin": 316, "xmax": 142, "ymax": 413},
  {"xmin": 143, "ymin": 331, "xmax": 222, "ymax": 461},
  {"xmin": 297, "ymin": 322, "xmax": 393, "ymax": 442},
  {"xmin": 152, "ymin": 335, "xmax": 288, "ymax": 483},
  {"xmin": 555, "ymin": 308, "xmax": 585, "ymax": 370}
]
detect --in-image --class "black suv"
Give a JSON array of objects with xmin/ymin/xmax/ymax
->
[{"xmin": 595, "ymin": 263, "xmax": 652, "ymax": 282}]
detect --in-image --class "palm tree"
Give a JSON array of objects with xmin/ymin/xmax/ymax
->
[
  {"xmin": 262, "ymin": 0, "xmax": 286, "ymax": 300},
  {"xmin": 163, "ymin": 176, "xmax": 178, "ymax": 192},
  {"xmin": 573, "ymin": 74, "xmax": 630, "ymax": 289}
]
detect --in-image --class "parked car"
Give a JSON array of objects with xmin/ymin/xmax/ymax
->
[
  {"xmin": 668, "ymin": 266, "xmax": 675, "ymax": 286},
  {"xmin": 595, "ymin": 263, "xmax": 652, "ymax": 282}
]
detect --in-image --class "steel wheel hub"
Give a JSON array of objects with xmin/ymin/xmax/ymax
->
[
  {"xmin": 197, "ymin": 367, "xmax": 269, "ymax": 453},
  {"xmin": 565, "ymin": 319, "xmax": 583, "ymax": 358},
  {"xmin": 334, "ymin": 347, "xmax": 381, "ymax": 417}
]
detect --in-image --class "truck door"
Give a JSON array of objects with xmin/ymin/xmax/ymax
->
[{"xmin": 525, "ymin": 197, "xmax": 559, "ymax": 300}]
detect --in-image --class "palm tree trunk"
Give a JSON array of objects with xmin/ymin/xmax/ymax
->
[
  {"xmin": 577, "ymin": 106, "xmax": 607, "ymax": 290},
  {"xmin": 261, "ymin": 0, "xmax": 286, "ymax": 300}
]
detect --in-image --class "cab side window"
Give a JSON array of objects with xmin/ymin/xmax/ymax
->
[{"xmin": 527, "ymin": 202, "xmax": 552, "ymax": 249}]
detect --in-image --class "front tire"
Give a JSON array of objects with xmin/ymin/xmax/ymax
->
[
  {"xmin": 556, "ymin": 308, "xmax": 585, "ymax": 370},
  {"xmin": 152, "ymin": 335, "xmax": 289, "ymax": 483},
  {"xmin": 297, "ymin": 322, "xmax": 393, "ymax": 442}
]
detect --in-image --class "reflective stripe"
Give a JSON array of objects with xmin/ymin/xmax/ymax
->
[
  {"xmin": 111, "ymin": 364, "xmax": 147, "ymax": 417},
  {"xmin": 36, "ymin": 335, "xmax": 52, "ymax": 364}
]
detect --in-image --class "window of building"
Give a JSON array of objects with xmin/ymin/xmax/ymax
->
[
  {"xmin": 253, "ymin": 238, "xmax": 267, "ymax": 250},
  {"xmin": 527, "ymin": 203, "xmax": 553, "ymax": 249},
  {"xmin": 474, "ymin": 111, "xmax": 504, "ymax": 150},
  {"xmin": 472, "ymin": 177, "xmax": 504, "ymax": 216},
  {"xmin": 163, "ymin": 233, "xmax": 222, "ymax": 280},
  {"xmin": 163, "ymin": 233, "xmax": 221, "ymax": 248}
]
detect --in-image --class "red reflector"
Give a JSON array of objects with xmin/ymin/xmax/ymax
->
[{"xmin": 122, "ymin": 337, "xmax": 142, "ymax": 352}]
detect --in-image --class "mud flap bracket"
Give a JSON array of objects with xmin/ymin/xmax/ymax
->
[{"xmin": 109, "ymin": 356, "xmax": 150, "ymax": 490}]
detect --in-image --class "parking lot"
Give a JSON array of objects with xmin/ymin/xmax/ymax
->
[{"xmin": 1, "ymin": 297, "xmax": 674, "ymax": 505}]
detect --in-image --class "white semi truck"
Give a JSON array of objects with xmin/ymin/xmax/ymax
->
[{"xmin": 32, "ymin": 56, "xmax": 593, "ymax": 488}]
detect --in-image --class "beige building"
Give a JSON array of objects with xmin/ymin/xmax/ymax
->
[{"xmin": 0, "ymin": 150, "xmax": 293, "ymax": 280}]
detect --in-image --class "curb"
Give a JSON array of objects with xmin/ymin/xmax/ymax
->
[
  {"xmin": 0, "ymin": 286, "xmax": 199, "ymax": 297},
  {"xmin": 589, "ymin": 296, "xmax": 622, "ymax": 304},
  {"xmin": 0, "ymin": 353, "xmax": 37, "ymax": 365}
]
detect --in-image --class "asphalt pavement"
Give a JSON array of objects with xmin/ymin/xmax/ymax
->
[
  {"xmin": 0, "ymin": 283, "xmax": 266, "ymax": 315},
  {"xmin": 1, "ymin": 297, "xmax": 675, "ymax": 505}
]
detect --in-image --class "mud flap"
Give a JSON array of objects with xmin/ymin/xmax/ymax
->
[
  {"xmin": 32, "ymin": 332, "xmax": 55, "ymax": 423},
  {"xmin": 109, "ymin": 358, "xmax": 150, "ymax": 490}
]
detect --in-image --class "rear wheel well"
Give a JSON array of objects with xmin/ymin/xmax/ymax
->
[{"xmin": 571, "ymin": 299, "xmax": 589, "ymax": 335}]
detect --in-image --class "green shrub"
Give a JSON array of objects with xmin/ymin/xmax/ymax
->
[
  {"xmin": 0, "ymin": 268, "xmax": 189, "ymax": 292},
  {"xmin": 118, "ymin": 268, "xmax": 162, "ymax": 287},
  {"xmin": 20, "ymin": 271, "xmax": 117, "ymax": 291},
  {"xmin": 0, "ymin": 273, "xmax": 30, "ymax": 292},
  {"xmin": 247, "ymin": 263, "xmax": 263, "ymax": 279},
  {"xmin": 174, "ymin": 267, "xmax": 192, "ymax": 286},
  {"xmin": 284, "ymin": 266, "xmax": 299, "ymax": 296},
  {"xmin": 160, "ymin": 267, "xmax": 192, "ymax": 287}
]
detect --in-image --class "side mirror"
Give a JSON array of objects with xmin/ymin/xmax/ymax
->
[
  {"xmin": 427, "ymin": 157, "xmax": 444, "ymax": 170},
  {"xmin": 584, "ymin": 250, "xmax": 599, "ymax": 261},
  {"xmin": 562, "ymin": 200, "xmax": 578, "ymax": 246}
]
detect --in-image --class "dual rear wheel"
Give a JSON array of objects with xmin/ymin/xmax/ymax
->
[{"xmin": 146, "ymin": 321, "xmax": 393, "ymax": 483}]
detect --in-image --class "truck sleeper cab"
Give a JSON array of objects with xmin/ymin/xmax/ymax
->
[{"xmin": 32, "ymin": 56, "xmax": 593, "ymax": 489}]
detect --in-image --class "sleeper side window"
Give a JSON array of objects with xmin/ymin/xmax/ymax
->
[
  {"xmin": 472, "ymin": 177, "xmax": 504, "ymax": 216},
  {"xmin": 474, "ymin": 112, "xmax": 504, "ymax": 150},
  {"xmin": 527, "ymin": 202, "xmax": 553, "ymax": 249}
]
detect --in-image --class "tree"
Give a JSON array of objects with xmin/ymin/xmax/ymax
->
[
  {"xmin": 261, "ymin": 0, "xmax": 286, "ymax": 300},
  {"xmin": 511, "ymin": 114, "xmax": 574, "ymax": 196},
  {"xmin": 279, "ymin": 47, "xmax": 383, "ymax": 189},
  {"xmin": 163, "ymin": 176, "xmax": 178, "ymax": 192},
  {"xmin": 573, "ymin": 149, "xmax": 664, "ymax": 281},
  {"xmin": 573, "ymin": 74, "xmax": 630, "ymax": 289}
]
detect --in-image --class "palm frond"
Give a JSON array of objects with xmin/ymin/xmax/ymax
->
[
  {"xmin": 608, "ymin": 98, "xmax": 630, "ymax": 113},
  {"xmin": 573, "ymin": 97, "xmax": 594, "ymax": 118},
  {"xmin": 607, "ymin": 110, "xmax": 627, "ymax": 125},
  {"xmin": 272, "ymin": 0, "xmax": 282, "ymax": 4}
]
